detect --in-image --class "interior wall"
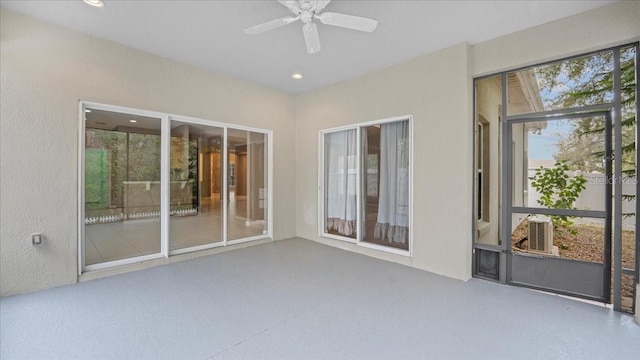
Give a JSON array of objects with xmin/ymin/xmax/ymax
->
[
  {"xmin": 296, "ymin": 43, "xmax": 474, "ymax": 281},
  {"xmin": 0, "ymin": 9, "xmax": 297, "ymax": 297}
]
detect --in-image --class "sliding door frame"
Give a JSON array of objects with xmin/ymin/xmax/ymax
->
[
  {"xmin": 78, "ymin": 101, "xmax": 273, "ymax": 274},
  {"xmin": 317, "ymin": 115, "xmax": 414, "ymax": 257}
]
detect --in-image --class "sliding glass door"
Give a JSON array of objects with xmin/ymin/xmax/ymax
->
[
  {"xmin": 83, "ymin": 108, "xmax": 163, "ymax": 267},
  {"xmin": 320, "ymin": 116, "xmax": 412, "ymax": 255},
  {"xmin": 361, "ymin": 121, "xmax": 410, "ymax": 251},
  {"xmin": 227, "ymin": 129, "xmax": 269, "ymax": 242},
  {"xmin": 169, "ymin": 121, "xmax": 224, "ymax": 252},
  {"xmin": 80, "ymin": 103, "xmax": 272, "ymax": 272},
  {"xmin": 323, "ymin": 129, "xmax": 358, "ymax": 239}
]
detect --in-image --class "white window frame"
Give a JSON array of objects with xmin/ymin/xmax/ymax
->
[
  {"xmin": 477, "ymin": 122, "xmax": 484, "ymax": 221},
  {"xmin": 318, "ymin": 115, "xmax": 413, "ymax": 257},
  {"xmin": 78, "ymin": 101, "xmax": 273, "ymax": 274}
]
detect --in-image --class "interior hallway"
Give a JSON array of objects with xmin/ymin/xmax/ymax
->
[{"xmin": 2, "ymin": 238, "xmax": 638, "ymax": 359}]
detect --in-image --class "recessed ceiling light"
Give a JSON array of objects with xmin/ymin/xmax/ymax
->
[
  {"xmin": 291, "ymin": 73, "xmax": 303, "ymax": 80},
  {"xmin": 129, "ymin": 119, "xmax": 137, "ymax": 123},
  {"xmin": 84, "ymin": 109, "xmax": 91, "ymax": 113},
  {"xmin": 83, "ymin": 0, "xmax": 104, "ymax": 7}
]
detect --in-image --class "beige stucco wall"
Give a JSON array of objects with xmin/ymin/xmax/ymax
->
[
  {"xmin": 2, "ymin": 1, "xmax": 639, "ymax": 297},
  {"xmin": 296, "ymin": 42, "xmax": 474, "ymax": 281},
  {"xmin": 0, "ymin": 10, "xmax": 297, "ymax": 297},
  {"xmin": 295, "ymin": 1, "xmax": 639, "ymax": 282},
  {"xmin": 472, "ymin": 0, "xmax": 640, "ymax": 77}
]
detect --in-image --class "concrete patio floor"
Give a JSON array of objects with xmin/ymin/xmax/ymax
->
[{"xmin": 1, "ymin": 238, "xmax": 638, "ymax": 359}]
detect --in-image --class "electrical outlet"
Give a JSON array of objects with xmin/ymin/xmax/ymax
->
[{"xmin": 32, "ymin": 233, "xmax": 43, "ymax": 246}]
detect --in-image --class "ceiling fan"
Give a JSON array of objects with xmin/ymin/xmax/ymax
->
[{"xmin": 243, "ymin": 0, "xmax": 378, "ymax": 54}]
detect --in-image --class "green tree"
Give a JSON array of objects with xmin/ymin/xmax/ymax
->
[{"xmin": 535, "ymin": 46, "xmax": 636, "ymax": 176}]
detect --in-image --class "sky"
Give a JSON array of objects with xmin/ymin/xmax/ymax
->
[
  {"xmin": 527, "ymin": 120, "xmax": 573, "ymax": 160},
  {"xmin": 526, "ymin": 55, "xmax": 608, "ymax": 161}
]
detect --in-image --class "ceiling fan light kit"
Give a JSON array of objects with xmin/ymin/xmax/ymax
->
[{"xmin": 243, "ymin": 0, "xmax": 378, "ymax": 54}]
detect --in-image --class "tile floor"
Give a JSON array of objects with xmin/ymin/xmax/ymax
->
[
  {"xmin": 85, "ymin": 196, "xmax": 266, "ymax": 265},
  {"xmin": 1, "ymin": 238, "xmax": 639, "ymax": 359}
]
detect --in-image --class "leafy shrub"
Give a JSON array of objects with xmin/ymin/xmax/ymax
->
[{"xmin": 530, "ymin": 161, "xmax": 587, "ymax": 235}]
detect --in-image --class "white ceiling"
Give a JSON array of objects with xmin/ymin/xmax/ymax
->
[{"xmin": 0, "ymin": 0, "xmax": 616, "ymax": 94}]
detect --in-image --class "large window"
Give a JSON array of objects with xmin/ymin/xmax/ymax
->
[
  {"xmin": 80, "ymin": 103, "xmax": 272, "ymax": 271},
  {"xmin": 476, "ymin": 119, "xmax": 490, "ymax": 223},
  {"xmin": 474, "ymin": 76, "xmax": 502, "ymax": 247},
  {"xmin": 320, "ymin": 116, "xmax": 412, "ymax": 255}
]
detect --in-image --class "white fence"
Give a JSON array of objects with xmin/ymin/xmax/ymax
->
[
  {"xmin": 85, "ymin": 208, "xmax": 197, "ymax": 225},
  {"xmin": 527, "ymin": 171, "xmax": 636, "ymax": 229}
]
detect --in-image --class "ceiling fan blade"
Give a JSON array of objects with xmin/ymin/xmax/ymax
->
[
  {"xmin": 311, "ymin": 0, "xmax": 332, "ymax": 12},
  {"xmin": 302, "ymin": 23, "xmax": 321, "ymax": 54},
  {"xmin": 243, "ymin": 16, "xmax": 299, "ymax": 35},
  {"xmin": 318, "ymin": 12, "xmax": 378, "ymax": 32},
  {"xmin": 277, "ymin": 0, "xmax": 300, "ymax": 14}
]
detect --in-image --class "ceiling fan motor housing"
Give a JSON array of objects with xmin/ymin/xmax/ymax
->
[{"xmin": 300, "ymin": 10, "xmax": 314, "ymax": 24}]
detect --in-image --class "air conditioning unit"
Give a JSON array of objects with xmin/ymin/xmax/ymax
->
[{"xmin": 528, "ymin": 216, "xmax": 553, "ymax": 254}]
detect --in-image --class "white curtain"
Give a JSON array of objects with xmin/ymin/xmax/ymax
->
[
  {"xmin": 325, "ymin": 129, "xmax": 357, "ymax": 237},
  {"xmin": 374, "ymin": 121, "xmax": 409, "ymax": 244}
]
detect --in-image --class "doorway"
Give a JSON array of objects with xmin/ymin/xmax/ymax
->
[
  {"xmin": 80, "ymin": 103, "xmax": 272, "ymax": 272},
  {"xmin": 507, "ymin": 111, "xmax": 612, "ymax": 302}
]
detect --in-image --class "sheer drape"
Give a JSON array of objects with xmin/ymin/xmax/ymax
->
[
  {"xmin": 374, "ymin": 121, "xmax": 409, "ymax": 244},
  {"xmin": 325, "ymin": 129, "xmax": 357, "ymax": 237}
]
